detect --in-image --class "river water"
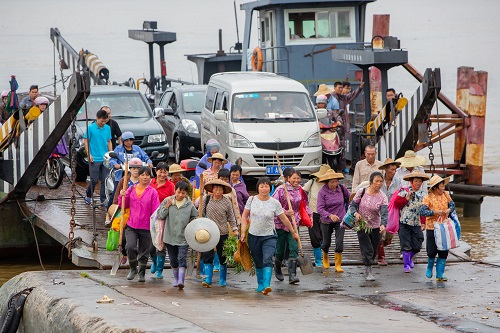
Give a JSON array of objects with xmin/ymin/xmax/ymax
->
[{"xmin": 1, "ymin": 0, "xmax": 499, "ymax": 285}]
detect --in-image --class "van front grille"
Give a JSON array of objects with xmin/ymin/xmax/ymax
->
[
  {"xmin": 254, "ymin": 155, "xmax": 303, "ymax": 167},
  {"xmin": 254, "ymin": 142, "xmax": 301, "ymax": 150}
]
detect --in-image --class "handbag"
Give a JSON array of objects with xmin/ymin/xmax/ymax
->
[
  {"xmin": 106, "ymin": 229, "xmax": 120, "ymax": 251},
  {"xmin": 386, "ymin": 188, "xmax": 409, "ymax": 234},
  {"xmin": 449, "ymin": 210, "xmax": 461, "ymax": 239},
  {"xmin": 433, "ymin": 216, "xmax": 459, "ymax": 251},
  {"xmin": 299, "ymin": 188, "xmax": 313, "ymax": 228},
  {"xmin": 341, "ymin": 210, "xmax": 355, "ymax": 229},
  {"xmin": 150, "ymin": 206, "xmax": 166, "ymax": 251}
]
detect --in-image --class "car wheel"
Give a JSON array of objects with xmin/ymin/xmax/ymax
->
[{"xmin": 174, "ymin": 136, "xmax": 183, "ymax": 164}]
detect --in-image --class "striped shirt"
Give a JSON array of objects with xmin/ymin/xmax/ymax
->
[{"xmin": 204, "ymin": 195, "xmax": 236, "ymax": 235}]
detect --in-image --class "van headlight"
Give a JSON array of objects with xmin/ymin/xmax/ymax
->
[
  {"xmin": 228, "ymin": 133, "xmax": 253, "ymax": 148},
  {"xmin": 181, "ymin": 119, "xmax": 199, "ymax": 134},
  {"xmin": 303, "ymin": 132, "xmax": 321, "ymax": 147},
  {"xmin": 147, "ymin": 134, "xmax": 166, "ymax": 143}
]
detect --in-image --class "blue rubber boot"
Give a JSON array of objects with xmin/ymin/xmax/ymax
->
[
  {"xmin": 150, "ymin": 254, "xmax": 157, "ymax": 274},
  {"xmin": 255, "ymin": 268, "xmax": 264, "ymax": 292},
  {"xmin": 213, "ymin": 253, "xmax": 220, "ymax": 272},
  {"xmin": 202, "ymin": 264, "xmax": 213, "ymax": 288},
  {"xmin": 426, "ymin": 257, "xmax": 435, "ymax": 278},
  {"xmin": 262, "ymin": 267, "xmax": 273, "ymax": 295},
  {"xmin": 219, "ymin": 265, "xmax": 227, "ymax": 287},
  {"xmin": 172, "ymin": 268, "xmax": 179, "ymax": 287},
  {"xmin": 435, "ymin": 258, "xmax": 448, "ymax": 282},
  {"xmin": 313, "ymin": 248, "xmax": 323, "ymax": 267},
  {"xmin": 155, "ymin": 254, "xmax": 166, "ymax": 279}
]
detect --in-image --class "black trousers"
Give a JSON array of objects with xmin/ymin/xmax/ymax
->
[
  {"xmin": 357, "ymin": 228, "xmax": 381, "ymax": 266},
  {"xmin": 398, "ymin": 223, "xmax": 424, "ymax": 253},
  {"xmin": 321, "ymin": 222, "xmax": 345, "ymax": 253},
  {"xmin": 125, "ymin": 226, "xmax": 153, "ymax": 264},
  {"xmin": 426, "ymin": 229, "xmax": 449, "ymax": 259},
  {"xmin": 308, "ymin": 212, "xmax": 322, "ymax": 248},
  {"xmin": 202, "ymin": 234, "xmax": 228, "ymax": 265}
]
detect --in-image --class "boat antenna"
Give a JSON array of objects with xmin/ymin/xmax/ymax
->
[{"xmin": 233, "ymin": 0, "xmax": 242, "ymax": 53}]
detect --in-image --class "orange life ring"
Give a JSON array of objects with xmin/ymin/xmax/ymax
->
[{"xmin": 251, "ymin": 47, "xmax": 263, "ymax": 71}]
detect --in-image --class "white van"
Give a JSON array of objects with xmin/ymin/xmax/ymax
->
[{"xmin": 201, "ymin": 72, "xmax": 326, "ymax": 178}]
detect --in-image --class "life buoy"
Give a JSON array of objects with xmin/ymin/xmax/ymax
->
[{"xmin": 251, "ymin": 47, "xmax": 263, "ymax": 71}]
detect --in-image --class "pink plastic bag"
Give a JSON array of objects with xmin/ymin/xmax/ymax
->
[{"xmin": 386, "ymin": 188, "xmax": 409, "ymax": 234}]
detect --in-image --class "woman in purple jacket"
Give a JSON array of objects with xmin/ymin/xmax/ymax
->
[
  {"xmin": 120, "ymin": 166, "xmax": 160, "ymax": 282},
  {"xmin": 316, "ymin": 170, "xmax": 350, "ymax": 272}
]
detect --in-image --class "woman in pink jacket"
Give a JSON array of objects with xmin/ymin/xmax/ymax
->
[{"xmin": 120, "ymin": 166, "xmax": 160, "ymax": 282}]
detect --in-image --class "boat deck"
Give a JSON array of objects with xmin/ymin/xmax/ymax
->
[{"xmin": 21, "ymin": 174, "xmax": 471, "ymax": 269}]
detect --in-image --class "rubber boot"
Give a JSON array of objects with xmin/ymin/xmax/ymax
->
[
  {"xmin": 138, "ymin": 262, "xmax": 147, "ymax": 282},
  {"xmin": 365, "ymin": 266, "xmax": 375, "ymax": 281},
  {"xmin": 274, "ymin": 259, "xmax": 284, "ymax": 281},
  {"xmin": 213, "ymin": 253, "xmax": 220, "ymax": 272},
  {"xmin": 402, "ymin": 251, "xmax": 412, "ymax": 273},
  {"xmin": 155, "ymin": 254, "xmax": 166, "ymax": 279},
  {"xmin": 178, "ymin": 267, "xmax": 186, "ymax": 290},
  {"xmin": 334, "ymin": 253, "xmax": 344, "ymax": 273},
  {"xmin": 202, "ymin": 264, "xmax": 213, "ymax": 288},
  {"xmin": 322, "ymin": 251, "xmax": 330, "ymax": 269},
  {"xmin": 127, "ymin": 260, "xmax": 138, "ymax": 280},
  {"xmin": 219, "ymin": 265, "xmax": 227, "ymax": 287},
  {"xmin": 172, "ymin": 268, "xmax": 179, "ymax": 287},
  {"xmin": 288, "ymin": 259, "xmax": 300, "ymax": 284},
  {"xmin": 313, "ymin": 248, "xmax": 323, "ymax": 267},
  {"xmin": 255, "ymin": 268, "xmax": 264, "ymax": 292},
  {"xmin": 262, "ymin": 267, "xmax": 273, "ymax": 295},
  {"xmin": 435, "ymin": 258, "xmax": 448, "ymax": 282},
  {"xmin": 150, "ymin": 254, "xmax": 157, "ymax": 274},
  {"xmin": 409, "ymin": 252, "xmax": 415, "ymax": 268},
  {"xmin": 377, "ymin": 243, "xmax": 388, "ymax": 266},
  {"xmin": 426, "ymin": 257, "xmax": 435, "ymax": 278}
]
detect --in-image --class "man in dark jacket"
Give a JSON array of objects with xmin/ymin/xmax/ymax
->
[{"xmin": 101, "ymin": 106, "xmax": 122, "ymax": 149}]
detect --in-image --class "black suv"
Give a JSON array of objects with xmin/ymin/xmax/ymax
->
[
  {"xmin": 154, "ymin": 85, "xmax": 206, "ymax": 163},
  {"xmin": 68, "ymin": 85, "xmax": 169, "ymax": 181}
]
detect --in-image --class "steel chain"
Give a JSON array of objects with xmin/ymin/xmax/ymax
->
[
  {"xmin": 68, "ymin": 108, "xmax": 77, "ymax": 258},
  {"xmin": 426, "ymin": 107, "xmax": 435, "ymax": 176},
  {"xmin": 59, "ymin": 57, "xmax": 66, "ymax": 90}
]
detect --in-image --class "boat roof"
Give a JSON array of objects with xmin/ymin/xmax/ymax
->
[{"xmin": 241, "ymin": 0, "xmax": 375, "ymax": 11}]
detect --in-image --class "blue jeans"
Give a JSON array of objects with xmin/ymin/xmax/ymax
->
[
  {"xmin": 248, "ymin": 233, "xmax": 277, "ymax": 268},
  {"xmin": 166, "ymin": 244, "xmax": 189, "ymax": 268},
  {"xmin": 86, "ymin": 161, "xmax": 107, "ymax": 203}
]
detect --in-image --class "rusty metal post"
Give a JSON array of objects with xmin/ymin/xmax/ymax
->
[
  {"xmin": 370, "ymin": 15, "xmax": 390, "ymax": 116},
  {"xmin": 464, "ymin": 70, "xmax": 487, "ymax": 217},
  {"xmin": 454, "ymin": 66, "xmax": 473, "ymax": 164}
]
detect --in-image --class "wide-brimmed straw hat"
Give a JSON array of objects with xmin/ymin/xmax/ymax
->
[
  {"xmin": 184, "ymin": 217, "xmax": 220, "ymax": 252},
  {"xmin": 378, "ymin": 158, "xmax": 401, "ymax": 170},
  {"xmin": 403, "ymin": 170, "xmax": 430, "ymax": 181},
  {"xmin": 204, "ymin": 178, "xmax": 232, "ymax": 194},
  {"xmin": 168, "ymin": 163, "xmax": 184, "ymax": 174},
  {"xmin": 428, "ymin": 175, "xmax": 450, "ymax": 190},
  {"xmin": 207, "ymin": 152, "xmax": 227, "ymax": 164},
  {"xmin": 396, "ymin": 150, "xmax": 427, "ymax": 168},
  {"xmin": 313, "ymin": 84, "xmax": 333, "ymax": 96},
  {"xmin": 107, "ymin": 204, "xmax": 119, "ymax": 219},
  {"xmin": 311, "ymin": 164, "xmax": 331, "ymax": 178},
  {"xmin": 319, "ymin": 169, "xmax": 344, "ymax": 182}
]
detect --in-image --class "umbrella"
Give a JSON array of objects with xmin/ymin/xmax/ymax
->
[{"xmin": 6, "ymin": 75, "xmax": 19, "ymax": 115}]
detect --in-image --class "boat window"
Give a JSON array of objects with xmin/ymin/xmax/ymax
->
[
  {"xmin": 181, "ymin": 91, "xmax": 205, "ymax": 113},
  {"xmin": 77, "ymin": 93, "xmax": 151, "ymax": 120},
  {"xmin": 286, "ymin": 7, "xmax": 355, "ymax": 44},
  {"xmin": 231, "ymin": 92, "xmax": 316, "ymax": 123}
]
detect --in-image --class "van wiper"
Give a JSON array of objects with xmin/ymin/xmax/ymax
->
[{"xmin": 279, "ymin": 117, "xmax": 310, "ymax": 122}]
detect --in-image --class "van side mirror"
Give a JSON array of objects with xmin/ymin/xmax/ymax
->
[
  {"xmin": 316, "ymin": 108, "xmax": 328, "ymax": 119},
  {"xmin": 154, "ymin": 108, "xmax": 164, "ymax": 118},
  {"xmin": 214, "ymin": 109, "xmax": 227, "ymax": 121},
  {"xmin": 163, "ymin": 106, "xmax": 174, "ymax": 116}
]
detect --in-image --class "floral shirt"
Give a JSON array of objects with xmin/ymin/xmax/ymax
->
[
  {"xmin": 398, "ymin": 188, "xmax": 426, "ymax": 226},
  {"xmin": 272, "ymin": 183, "xmax": 312, "ymax": 231},
  {"xmin": 421, "ymin": 191, "xmax": 455, "ymax": 230}
]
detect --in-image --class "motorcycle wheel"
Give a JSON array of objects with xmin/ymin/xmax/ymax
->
[{"xmin": 45, "ymin": 158, "xmax": 65, "ymax": 189}]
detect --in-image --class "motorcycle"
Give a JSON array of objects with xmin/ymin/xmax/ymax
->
[
  {"xmin": 319, "ymin": 109, "xmax": 344, "ymax": 171},
  {"xmin": 37, "ymin": 137, "xmax": 68, "ymax": 189}
]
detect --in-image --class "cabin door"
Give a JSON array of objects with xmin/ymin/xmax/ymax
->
[{"xmin": 260, "ymin": 10, "xmax": 276, "ymax": 73}]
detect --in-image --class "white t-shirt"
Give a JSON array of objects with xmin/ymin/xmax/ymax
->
[{"xmin": 245, "ymin": 196, "xmax": 284, "ymax": 236}]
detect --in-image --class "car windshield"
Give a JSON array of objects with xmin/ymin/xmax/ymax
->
[
  {"xmin": 182, "ymin": 91, "xmax": 205, "ymax": 113},
  {"xmin": 231, "ymin": 92, "xmax": 316, "ymax": 122},
  {"xmin": 77, "ymin": 93, "xmax": 151, "ymax": 120}
]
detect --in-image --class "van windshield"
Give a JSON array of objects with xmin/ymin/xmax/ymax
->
[
  {"xmin": 231, "ymin": 92, "xmax": 315, "ymax": 122},
  {"xmin": 77, "ymin": 93, "xmax": 151, "ymax": 120}
]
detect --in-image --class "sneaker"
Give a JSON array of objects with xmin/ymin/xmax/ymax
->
[
  {"xmin": 378, "ymin": 258, "xmax": 388, "ymax": 266},
  {"xmin": 85, "ymin": 197, "xmax": 92, "ymax": 205}
]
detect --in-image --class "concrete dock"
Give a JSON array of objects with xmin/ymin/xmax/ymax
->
[{"xmin": 0, "ymin": 262, "xmax": 498, "ymax": 332}]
